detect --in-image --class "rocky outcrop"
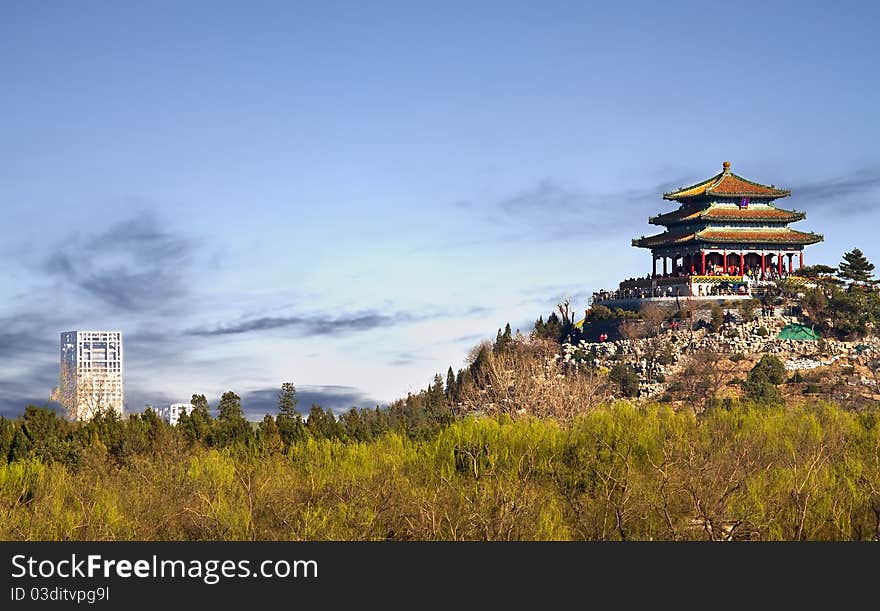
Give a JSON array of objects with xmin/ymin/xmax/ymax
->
[{"xmin": 563, "ymin": 315, "xmax": 880, "ymax": 398}]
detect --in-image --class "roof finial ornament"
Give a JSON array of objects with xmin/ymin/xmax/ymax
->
[{"xmin": 722, "ymin": 160, "xmax": 731, "ymax": 171}]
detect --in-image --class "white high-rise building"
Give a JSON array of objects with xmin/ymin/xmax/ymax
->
[
  {"xmin": 155, "ymin": 403, "xmax": 194, "ymax": 426},
  {"xmin": 59, "ymin": 331, "xmax": 124, "ymax": 420}
]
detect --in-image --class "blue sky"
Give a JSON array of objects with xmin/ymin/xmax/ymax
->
[{"xmin": 2, "ymin": 1, "xmax": 879, "ymax": 417}]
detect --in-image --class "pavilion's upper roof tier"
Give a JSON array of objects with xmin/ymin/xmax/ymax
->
[
  {"xmin": 650, "ymin": 204, "xmax": 805, "ymax": 226},
  {"xmin": 663, "ymin": 161, "xmax": 791, "ymax": 201},
  {"xmin": 633, "ymin": 227, "xmax": 823, "ymax": 249}
]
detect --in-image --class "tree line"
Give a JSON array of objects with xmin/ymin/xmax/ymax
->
[
  {"xmin": 3, "ymin": 401, "xmax": 880, "ymax": 540},
  {"xmin": 0, "ymin": 379, "xmax": 458, "ymax": 468}
]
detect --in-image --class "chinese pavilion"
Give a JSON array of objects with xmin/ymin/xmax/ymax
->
[{"xmin": 632, "ymin": 161, "xmax": 822, "ymax": 280}]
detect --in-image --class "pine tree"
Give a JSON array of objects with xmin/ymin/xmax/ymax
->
[
  {"xmin": 456, "ymin": 368, "xmax": 472, "ymax": 400},
  {"xmin": 190, "ymin": 394, "xmax": 209, "ymax": 416},
  {"xmin": 493, "ymin": 323, "xmax": 514, "ymax": 353},
  {"xmin": 743, "ymin": 355, "xmax": 786, "ymax": 403},
  {"xmin": 8, "ymin": 427, "xmax": 30, "ymax": 461},
  {"xmin": 0, "ymin": 417, "xmax": 15, "ymax": 462},
  {"xmin": 214, "ymin": 391, "xmax": 251, "ymax": 447},
  {"xmin": 256, "ymin": 414, "xmax": 283, "ymax": 452},
  {"xmin": 445, "ymin": 367, "xmax": 456, "ymax": 400},
  {"xmin": 277, "ymin": 412, "xmax": 306, "ymax": 447},
  {"xmin": 217, "ymin": 391, "xmax": 243, "ymax": 421},
  {"xmin": 181, "ymin": 394, "xmax": 212, "ymax": 444},
  {"xmin": 534, "ymin": 315, "xmax": 545, "ymax": 337},
  {"xmin": 428, "ymin": 373, "xmax": 446, "ymax": 411},
  {"xmin": 278, "ymin": 382, "xmax": 298, "ymax": 418},
  {"xmin": 543, "ymin": 312, "xmax": 562, "ymax": 341},
  {"xmin": 306, "ymin": 405, "xmax": 339, "ymax": 439},
  {"xmin": 838, "ymin": 248, "xmax": 876, "ymax": 286}
]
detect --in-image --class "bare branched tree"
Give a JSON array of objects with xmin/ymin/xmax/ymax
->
[
  {"xmin": 678, "ymin": 350, "xmax": 727, "ymax": 414},
  {"xmin": 51, "ymin": 361, "xmax": 121, "ymax": 420}
]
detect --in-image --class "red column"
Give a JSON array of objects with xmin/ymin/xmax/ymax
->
[
  {"xmin": 690, "ymin": 254, "xmax": 695, "ymax": 274},
  {"xmin": 788, "ymin": 254, "xmax": 793, "ymax": 274},
  {"xmin": 739, "ymin": 252, "xmax": 745, "ymax": 276},
  {"xmin": 701, "ymin": 251, "xmax": 706, "ymax": 275},
  {"xmin": 761, "ymin": 253, "xmax": 766, "ymax": 277},
  {"xmin": 723, "ymin": 251, "xmax": 727, "ymax": 274},
  {"xmin": 800, "ymin": 251, "xmax": 804, "ymax": 269},
  {"xmin": 778, "ymin": 252, "xmax": 783, "ymax": 275}
]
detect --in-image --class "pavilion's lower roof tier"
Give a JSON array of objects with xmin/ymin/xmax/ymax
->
[
  {"xmin": 632, "ymin": 227, "xmax": 823, "ymax": 249},
  {"xmin": 649, "ymin": 204, "xmax": 805, "ymax": 226}
]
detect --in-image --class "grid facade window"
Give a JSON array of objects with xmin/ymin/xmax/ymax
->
[{"xmin": 60, "ymin": 331, "xmax": 124, "ymax": 420}]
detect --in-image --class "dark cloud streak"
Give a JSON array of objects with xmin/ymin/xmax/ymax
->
[
  {"xmin": 186, "ymin": 311, "xmax": 419, "ymax": 337},
  {"xmin": 491, "ymin": 177, "xmax": 685, "ymax": 241},
  {"xmin": 791, "ymin": 169, "xmax": 880, "ymax": 215},
  {"xmin": 43, "ymin": 211, "xmax": 194, "ymax": 313}
]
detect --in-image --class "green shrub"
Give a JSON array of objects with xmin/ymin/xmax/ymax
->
[
  {"xmin": 743, "ymin": 355, "xmax": 787, "ymax": 403},
  {"xmin": 609, "ymin": 362, "xmax": 640, "ymax": 398}
]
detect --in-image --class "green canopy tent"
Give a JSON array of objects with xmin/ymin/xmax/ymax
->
[{"xmin": 777, "ymin": 323, "xmax": 820, "ymax": 341}]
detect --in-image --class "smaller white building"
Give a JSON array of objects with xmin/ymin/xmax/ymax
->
[{"xmin": 155, "ymin": 403, "xmax": 195, "ymax": 426}]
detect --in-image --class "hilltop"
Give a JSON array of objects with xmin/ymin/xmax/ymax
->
[{"xmin": 440, "ymin": 246, "xmax": 879, "ymax": 420}]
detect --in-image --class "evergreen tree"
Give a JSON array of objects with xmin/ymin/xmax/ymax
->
[
  {"xmin": 256, "ymin": 414, "xmax": 283, "ymax": 453},
  {"xmin": 609, "ymin": 362, "xmax": 640, "ymax": 398},
  {"xmin": 213, "ymin": 391, "xmax": 251, "ymax": 446},
  {"xmin": 543, "ymin": 312, "xmax": 562, "ymax": 341},
  {"xmin": 278, "ymin": 382, "xmax": 298, "ymax": 418},
  {"xmin": 217, "ymin": 391, "xmax": 244, "ymax": 421},
  {"xmin": 339, "ymin": 408, "xmax": 372, "ymax": 442},
  {"xmin": 494, "ymin": 323, "xmax": 513, "ymax": 353},
  {"xmin": 743, "ymin": 355, "xmax": 787, "ymax": 403},
  {"xmin": 469, "ymin": 344, "xmax": 492, "ymax": 386},
  {"xmin": 838, "ymin": 248, "xmax": 876, "ymax": 286},
  {"xmin": 0, "ymin": 417, "xmax": 15, "ymax": 464},
  {"xmin": 445, "ymin": 367, "xmax": 457, "ymax": 400},
  {"xmin": 427, "ymin": 374, "xmax": 448, "ymax": 415},
  {"xmin": 795, "ymin": 264, "xmax": 839, "ymax": 279},
  {"xmin": 277, "ymin": 412, "xmax": 307, "ymax": 447},
  {"xmin": 306, "ymin": 405, "xmax": 339, "ymax": 439},
  {"xmin": 8, "ymin": 427, "xmax": 31, "ymax": 462},
  {"xmin": 534, "ymin": 315, "xmax": 546, "ymax": 337},
  {"xmin": 190, "ymin": 394, "xmax": 209, "ymax": 416},
  {"xmin": 179, "ymin": 395, "xmax": 212, "ymax": 444}
]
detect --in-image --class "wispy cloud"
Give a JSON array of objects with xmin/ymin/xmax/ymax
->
[
  {"xmin": 793, "ymin": 168, "xmax": 880, "ymax": 215},
  {"xmin": 472, "ymin": 177, "xmax": 685, "ymax": 242},
  {"xmin": 43, "ymin": 211, "xmax": 194, "ymax": 312},
  {"xmin": 452, "ymin": 333, "xmax": 483, "ymax": 345},
  {"xmin": 0, "ymin": 311, "xmax": 70, "ymax": 415},
  {"xmin": 186, "ymin": 311, "xmax": 420, "ymax": 337},
  {"xmin": 0, "ymin": 366, "xmax": 60, "ymax": 417},
  {"xmin": 185, "ymin": 303, "xmax": 492, "ymax": 338},
  {"xmin": 388, "ymin": 351, "xmax": 430, "ymax": 367}
]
